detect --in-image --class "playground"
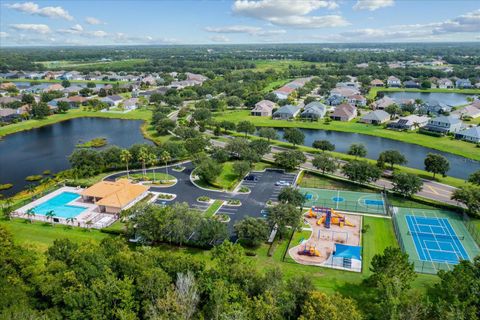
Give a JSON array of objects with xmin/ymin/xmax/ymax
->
[
  {"xmin": 289, "ymin": 206, "xmax": 363, "ymax": 272},
  {"xmin": 393, "ymin": 207, "xmax": 480, "ymax": 274},
  {"xmin": 300, "ymin": 188, "xmax": 386, "ymax": 215}
]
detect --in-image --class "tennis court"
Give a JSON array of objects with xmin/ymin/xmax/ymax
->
[
  {"xmin": 300, "ymin": 187, "xmax": 386, "ymax": 215},
  {"xmin": 393, "ymin": 207, "xmax": 480, "ymax": 274}
]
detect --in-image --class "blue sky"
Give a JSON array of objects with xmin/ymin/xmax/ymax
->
[{"xmin": 0, "ymin": 1, "xmax": 479, "ymax": 46}]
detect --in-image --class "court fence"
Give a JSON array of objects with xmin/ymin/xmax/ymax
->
[
  {"xmin": 390, "ymin": 206, "xmax": 456, "ymax": 274},
  {"xmin": 463, "ymin": 212, "xmax": 480, "ymax": 247},
  {"xmin": 304, "ymin": 198, "xmax": 385, "ymax": 215}
]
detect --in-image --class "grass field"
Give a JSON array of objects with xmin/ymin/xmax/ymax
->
[
  {"xmin": 36, "ymin": 59, "xmax": 148, "ymax": 71},
  {"xmin": 367, "ymin": 87, "xmax": 480, "ymax": 100},
  {"xmin": 2, "ymin": 77, "xmax": 120, "ymax": 85},
  {"xmin": 214, "ymin": 110, "xmax": 480, "ymax": 161},
  {"xmin": 0, "ymin": 218, "xmax": 113, "ymax": 252},
  {"xmin": 252, "ymin": 60, "xmax": 327, "ymax": 72},
  {"xmin": 261, "ymin": 78, "xmax": 293, "ymax": 93}
]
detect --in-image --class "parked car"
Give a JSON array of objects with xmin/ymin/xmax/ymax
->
[
  {"xmin": 275, "ymin": 181, "xmax": 290, "ymax": 186},
  {"xmin": 244, "ymin": 175, "xmax": 258, "ymax": 181}
]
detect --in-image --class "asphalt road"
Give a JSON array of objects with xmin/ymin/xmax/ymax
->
[{"xmin": 210, "ymin": 138, "xmax": 462, "ymax": 207}]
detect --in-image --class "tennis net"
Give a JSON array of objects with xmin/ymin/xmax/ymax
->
[{"xmin": 407, "ymin": 231, "xmax": 464, "ymax": 241}]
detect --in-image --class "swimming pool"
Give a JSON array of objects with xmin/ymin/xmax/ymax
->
[{"xmin": 33, "ymin": 192, "xmax": 86, "ymax": 219}]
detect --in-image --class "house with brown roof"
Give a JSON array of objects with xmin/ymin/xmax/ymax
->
[
  {"xmin": 81, "ymin": 179, "xmax": 149, "ymax": 214},
  {"xmin": 251, "ymin": 100, "xmax": 276, "ymax": 116},
  {"xmin": 347, "ymin": 94, "xmax": 367, "ymax": 107},
  {"xmin": 453, "ymin": 103, "xmax": 480, "ymax": 119},
  {"xmin": 387, "ymin": 76, "xmax": 401, "ymax": 87},
  {"xmin": 331, "ymin": 103, "xmax": 357, "ymax": 122},
  {"xmin": 44, "ymin": 83, "xmax": 64, "ymax": 92},
  {"xmin": 370, "ymin": 79, "xmax": 384, "ymax": 87},
  {"xmin": 0, "ymin": 82, "xmax": 16, "ymax": 90},
  {"xmin": 373, "ymin": 96, "xmax": 396, "ymax": 110}
]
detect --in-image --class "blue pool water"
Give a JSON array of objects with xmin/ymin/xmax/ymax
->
[{"xmin": 33, "ymin": 192, "xmax": 86, "ymax": 218}]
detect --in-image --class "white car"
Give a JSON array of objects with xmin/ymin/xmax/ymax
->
[{"xmin": 275, "ymin": 181, "xmax": 290, "ymax": 186}]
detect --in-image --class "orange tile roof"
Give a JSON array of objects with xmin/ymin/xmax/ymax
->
[{"xmin": 81, "ymin": 179, "xmax": 149, "ymax": 209}]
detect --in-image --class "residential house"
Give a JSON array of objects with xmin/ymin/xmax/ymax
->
[
  {"xmin": 387, "ymin": 76, "xmax": 401, "ymax": 87},
  {"xmin": 453, "ymin": 104, "xmax": 480, "ymax": 119},
  {"xmin": 330, "ymin": 87, "xmax": 360, "ymax": 98},
  {"xmin": 0, "ymin": 108, "xmax": 19, "ymax": 123},
  {"xmin": 370, "ymin": 79, "xmax": 384, "ymax": 87},
  {"xmin": 101, "ymin": 95, "xmax": 123, "ymax": 107},
  {"xmin": 186, "ymin": 72, "xmax": 208, "ymax": 83},
  {"xmin": 336, "ymin": 81, "xmax": 360, "ymax": 90},
  {"xmin": 387, "ymin": 115, "xmax": 430, "ymax": 130},
  {"xmin": 456, "ymin": 79, "xmax": 472, "ymax": 89},
  {"xmin": 251, "ymin": 100, "xmax": 276, "ymax": 117},
  {"xmin": 437, "ymin": 78, "xmax": 454, "ymax": 89},
  {"xmin": 0, "ymin": 96, "xmax": 21, "ymax": 106},
  {"xmin": 63, "ymin": 85, "xmax": 83, "ymax": 95},
  {"xmin": 330, "ymin": 103, "xmax": 357, "ymax": 122},
  {"xmin": 44, "ymin": 83, "xmax": 64, "ymax": 93},
  {"xmin": 423, "ymin": 115, "xmax": 463, "ymax": 134},
  {"xmin": 273, "ymin": 86, "xmax": 295, "ymax": 100},
  {"xmin": 67, "ymin": 95, "xmax": 88, "ymax": 106},
  {"xmin": 404, "ymin": 80, "xmax": 420, "ymax": 88},
  {"xmin": 326, "ymin": 94, "xmax": 344, "ymax": 106},
  {"xmin": 373, "ymin": 96, "xmax": 396, "ymax": 110},
  {"xmin": 360, "ymin": 110, "xmax": 390, "ymax": 125},
  {"xmin": 123, "ymin": 98, "xmax": 139, "ymax": 111},
  {"xmin": 47, "ymin": 97, "xmax": 78, "ymax": 110},
  {"xmin": 272, "ymin": 105, "xmax": 301, "ymax": 120},
  {"xmin": 0, "ymin": 82, "xmax": 16, "ymax": 90},
  {"xmin": 81, "ymin": 179, "xmax": 149, "ymax": 214},
  {"xmin": 418, "ymin": 101, "xmax": 452, "ymax": 115},
  {"xmin": 347, "ymin": 94, "xmax": 367, "ymax": 107},
  {"xmin": 300, "ymin": 102, "xmax": 327, "ymax": 120},
  {"xmin": 455, "ymin": 126, "xmax": 480, "ymax": 144},
  {"xmin": 142, "ymin": 76, "xmax": 157, "ymax": 86}
]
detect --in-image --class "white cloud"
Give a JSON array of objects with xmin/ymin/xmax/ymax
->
[
  {"xmin": 433, "ymin": 9, "xmax": 480, "ymax": 34},
  {"xmin": 205, "ymin": 25, "xmax": 262, "ymax": 34},
  {"xmin": 91, "ymin": 30, "xmax": 108, "ymax": 37},
  {"xmin": 232, "ymin": 0, "xmax": 346, "ymax": 28},
  {"xmin": 10, "ymin": 23, "xmax": 51, "ymax": 34},
  {"xmin": 58, "ymin": 24, "xmax": 84, "ymax": 34},
  {"xmin": 210, "ymin": 35, "xmax": 231, "ymax": 43},
  {"xmin": 353, "ymin": 0, "xmax": 394, "ymax": 11},
  {"xmin": 7, "ymin": 2, "xmax": 73, "ymax": 20},
  {"xmin": 0, "ymin": 32, "xmax": 8, "ymax": 38},
  {"xmin": 85, "ymin": 17, "xmax": 105, "ymax": 25}
]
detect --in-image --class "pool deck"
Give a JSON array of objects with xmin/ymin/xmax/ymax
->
[{"xmin": 14, "ymin": 186, "xmax": 116, "ymax": 228}]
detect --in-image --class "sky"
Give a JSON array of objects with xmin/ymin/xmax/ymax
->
[{"xmin": 0, "ymin": 0, "xmax": 479, "ymax": 46}]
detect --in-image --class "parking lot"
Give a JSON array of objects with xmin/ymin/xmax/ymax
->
[{"xmin": 105, "ymin": 162, "xmax": 298, "ymax": 229}]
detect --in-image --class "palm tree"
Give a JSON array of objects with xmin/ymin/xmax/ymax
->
[
  {"xmin": 412, "ymin": 121, "xmax": 420, "ymax": 131},
  {"xmin": 160, "ymin": 151, "xmax": 172, "ymax": 177},
  {"xmin": 120, "ymin": 149, "xmax": 133, "ymax": 180},
  {"xmin": 86, "ymin": 220, "xmax": 93, "ymax": 231},
  {"xmin": 45, "ymin": 210, "xmax": 56, "ymax": 226},
  {"xmin": 147, "ymin": 152, "xmax": 158, "ymax": 182},
  {"xmin": 138, "ymin": 147, "xmax": 149, "ymax": 179},
  {"xmin": 26, "ymin": 208, "xmax": 35, "ymax": 223},
  {"xmin": 66, "ymin": 217, "xmax": 76, "ymax": 227},
  {"xmin": 26, "ymin": 183, "xmax": 36, "ymax": 195},
  {"xmin": 1, "ymin": 198, "xmax": 14, "ymax": 220}
]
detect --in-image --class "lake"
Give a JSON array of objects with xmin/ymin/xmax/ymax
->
[
  {"xmin": 273, "ymin": 128, "xmax": 479, "ymax": 180},
  {"xmin": 0, "ymin": 118, "xmax": 150, "ymax": 196},
  {"xmin": 383, "ymin": 91, "xmax": 474, "ymax": 106}
]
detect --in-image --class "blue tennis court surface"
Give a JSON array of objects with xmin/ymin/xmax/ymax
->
[{"xmin": 406, "ymin": 215, "xmax": 469, "ymax": 264}]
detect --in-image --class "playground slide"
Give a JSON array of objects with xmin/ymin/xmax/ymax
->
[{"xmin": 344, "ymin": 220, "xmax": 355, "ymax": 227}]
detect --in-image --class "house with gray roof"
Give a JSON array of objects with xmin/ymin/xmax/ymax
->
[
  {"xmin": 0, "ymin": 108, "xmax": 20, "ymax": 123},
  {"xmin": 360, "ymin": 110, "xmax": 390, "ymax": 125},
  {"xmin": 101, "ymin": 95, "xmax": 123, "ymax": 107},
  {"xmin": 387, "ymin": 76, "xmax": 401, "ymax": 87},
  {"xmin": 423, "ymin": 115, "xmax": 463, "ymax": 134},
  {"xmin": 387, "ymin": 115, "xmax": 430, "ymax": 131},
  {"xmin": 300, "ymin": 102, "xmax": 327, "ymax": 120},
  {"xmin": 456, "ymin": 79, "xmax": 472, "ymax": 89},
  {"xmin": 418, "ymin": 101, "xmax": 452, "ymax": 115},
  {"xmin": 272, "ymin": 105, "xmax": 301, "ymax": 120},
  {"xmin": 455, "ymin": 126, "xmax": 480, "ymax": 143}
]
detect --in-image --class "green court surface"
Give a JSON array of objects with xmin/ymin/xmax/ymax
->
[
  {"xmin": 392, "ymin": 207, "xmax": 480, "ymax": 274},
  {"xmin": 299, "ymin": 187, "xmax": 386, "ymax": 215}
]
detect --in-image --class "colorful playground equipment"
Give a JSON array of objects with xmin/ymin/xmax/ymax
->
[
  {"xmin": 307, "ymin": 206, "xmax": 355, "ymax": 228},
  {"xmin": 297, "ymin": 243, "xmax": 321, "ymax": 257}
]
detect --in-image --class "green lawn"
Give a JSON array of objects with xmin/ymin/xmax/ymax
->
[
  {"xmin": 33, "ymin": 59, "xmax": 148, "ymax": 71},
  {"xmin": 214, "ymin": 110, "xmax": 480, "ymax": 161},
  {"xmin": 124, "ymin": 172, "xmax": 175, "ymax": 182},
  {"xmin": 0, "ymin": 218, "xmax": 113, "ymax": 252},
  {"xmin": 204, "ymin": 200, "xmax": 224, "ymax": 217},
  {"xmin": 261, "ymin": 78, "xmax": 293, "ymax": 93},
  {"xmin": 252, "ymin": 60, "xmax": 327, "ymax": 72}
]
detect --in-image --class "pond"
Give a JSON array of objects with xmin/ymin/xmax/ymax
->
[
  {"xmin": 273, "ymin": 128, "xmax": 479, "ymax": 180},
  {"xmin": 382, "ymin": 91, "xmax": 474, "ymax": 106},
  {"xmin": 0, "ymin": 118, "xmax": 151, "ymax": 196}
]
